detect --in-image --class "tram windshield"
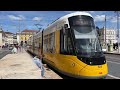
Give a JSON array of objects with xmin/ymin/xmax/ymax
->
[{"xmin": 68, "ymin": 15, "xmax": 103, "ymax": 57}]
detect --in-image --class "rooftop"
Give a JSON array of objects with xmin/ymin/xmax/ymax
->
[
  {"xmin": 5, "ymin": 32, "xmax": 14, "ymax": 35},
  {"xmin": 22, "ymin": 29, "xmax": 39, "ymax": 32}
]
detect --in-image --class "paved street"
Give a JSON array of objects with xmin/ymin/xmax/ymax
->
[
  {"xmin": 0, "ymin": 49, "xmax": 12, "ymax": 59},
  {"xmin": 105, "ymin": 54, "xmax": 120, "ymax": 79}
]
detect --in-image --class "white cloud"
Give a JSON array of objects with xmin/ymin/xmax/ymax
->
[
  {"xmin": 94, "ymin": 15, "xmax": 105, "ymax": 22},
  {"xmin": 94, "ymin": 15, "xmax": 118, "ymax": 23},
  {"xmin": 8, "ymin": 15, "xmax": 26, "ymax": 20},
  {"xmin": 18, "ymin": 15, "xmax": 26, "ymax": 20},
  {"xmin": 106, "ymin": 16, "xmax": 120, "ymax": 23},
  {"xmin": 110, "ymin": 17, "xmax": 116, "ymax": 23},
  {"xmin": 109, "ymin": 16, "xmax": 120, "ymax": 23},
  {"xmin": 32, "ymin": 17, "xmax": 42, "ymax": 21}
]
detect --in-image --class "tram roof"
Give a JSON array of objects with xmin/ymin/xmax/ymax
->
[
  {"xmin": 59, "ymin": 11, "xmax": 92, "ymax": 20},
  {"xmin": 46, "ymin": 11, "xmax": 92, "ymax": 28},
  {"xmin": 32, "ymin": 12, "xmax": 93, "ymax": 37}
]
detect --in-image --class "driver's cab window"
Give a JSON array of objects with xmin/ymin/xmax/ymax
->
[{"xmin": 60, "ymin": 27, "xmax": 73, "ymax": 55}]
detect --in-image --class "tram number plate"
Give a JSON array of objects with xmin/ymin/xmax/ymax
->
[{"xmin": 98, "ymin": 65, "xmax": 102, "ymax": 68}]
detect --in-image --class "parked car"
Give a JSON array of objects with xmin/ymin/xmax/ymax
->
[{"xmin": 102, "ymin": 46, "xmax": 107, "ymax": 52}]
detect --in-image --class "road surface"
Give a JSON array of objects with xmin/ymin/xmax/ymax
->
[
  {"xmin": 0, "ymin": 49, "xmax": 12, "ymax": 59},
  {"xmin": 105, "ymin": 54, "xmax": 120, "ymax": 79}
]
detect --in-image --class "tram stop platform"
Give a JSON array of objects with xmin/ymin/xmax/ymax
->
[{"xmin": 0, "ymin": 49, "xmax": 62, "ymax": 79}]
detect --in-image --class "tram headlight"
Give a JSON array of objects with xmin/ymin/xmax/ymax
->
[
  {"xmin": 89, "ymin": 62, "xmax": 92, "ymax": 64},
  {"xmin": 104, "ymin": 60, "xmax": 106, "ymax": 63}
]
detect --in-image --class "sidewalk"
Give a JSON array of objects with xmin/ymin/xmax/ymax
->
[
  {"xmin": 0, "ymin": 49, "xmax": 43, "ymax": 79},
  {"xmin": 0, "ymin": 49, "xmax": 62, "ymax": 79},
  {"xmin": 104, "ymin": 49, "xmax": 120, "ymax": 55}
]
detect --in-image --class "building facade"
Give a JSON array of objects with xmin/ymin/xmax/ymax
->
[
  {"xmin": 2, "ymin": 31, "xmax": 7, "ymax": 46},
  {"xmin": 5, "ymin": 32, "xmax": 14, "ymax": 45},
  {"xmin": 0, "ymin": 28, "xmax": 8, "ymax": 47},
  {"xmin": 17, "ymin": 29, "xmax": 38, "ymax": 46},
  {"xmin": 99, "ymin": 27, "xmax": 117, "ymax": 47},
  {"xmin": 0, "ymin": 26, "xmax": 17, "ymax": 47},
  {"xmin": 13, "ymin": 34, "xmax": 17, "ymax": 44},
  {"xmin": 0, "ymin": 29, "xmax": 2, "ymax": 47}
]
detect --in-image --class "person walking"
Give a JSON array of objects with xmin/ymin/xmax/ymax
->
[{"xmin": 12, "ymin": 45, "xmax": 17, "ymax": 54}]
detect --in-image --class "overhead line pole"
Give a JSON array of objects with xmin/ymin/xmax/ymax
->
[
  {"xmin": 105, "ymin": 15, "xmax": 107, "ymax": 48},
  {"xmin": 117, "ymin": 11, "xmax": 119, "ymax": 53}
]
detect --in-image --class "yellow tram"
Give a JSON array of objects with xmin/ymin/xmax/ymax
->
[{"xmin": 27, "ymin": 12, "xmax": 108, "ymax": 79}]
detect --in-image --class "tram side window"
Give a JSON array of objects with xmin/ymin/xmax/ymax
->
[
  {"xmin": 49, "ymin": 33, "xmax": 55, "ymax": 53},
  {"xmin": 39, "ymin": 37, "xmax": 42, "ymax": 49},
  {"xmin": 44, "ymin": 35, "xmax": 49, "ymax": 52},
  {"xmin": 35, "ymin": 38, "xmax": 38, "ymax": 48}
]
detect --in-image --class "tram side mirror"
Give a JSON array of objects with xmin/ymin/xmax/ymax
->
[
  {"xmin": 96, "ymin": 26, "xmax": 101, "ymax": 36},
  {"xmin": 64, "ymin": 24, "xmax": 68, "ymax": 29},
  {"xmin": 63, "ymin": 24, "xmax": 68, "ymax": 35}
]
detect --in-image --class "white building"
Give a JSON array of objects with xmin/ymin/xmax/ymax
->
[
  {"xmin": 99, "ymin": 27, "xmax": 117, "ymax": 46},
  {"xmin": 2, "ymin": 32, "xmax": 7, "ymax": 46},
  {"xmin": 5, "ymin": 32, "xmax": 14, "ymax": 45},
  {"xmin": 0, "ymin": 28, "xmax": 7, "ymax": 47},
  {"xmin": 0, "ymin": 29, "xmax": 2, "ymax": 47},
  {"xmin": 13, "ymin": 34, "xmax": 17, "ymax": 44}
]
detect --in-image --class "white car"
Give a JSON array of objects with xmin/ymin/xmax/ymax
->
[
  {"xmin": 102, "ymin": 48, "xmax": 107, "ymax": 52},
  {"xmin": 102, "ymin": 46, "xmax": 107, "ymax": 52}
]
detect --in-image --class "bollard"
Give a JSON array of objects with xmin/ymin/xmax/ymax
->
[{"xmin": 108, "ymin": 44, "xmax": 113, "ymax": 52}]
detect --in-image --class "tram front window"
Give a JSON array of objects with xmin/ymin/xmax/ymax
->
[
  {"xmin": 67, "ymin": 15, "xmax": 106, "ymax": 65},
  {"xmin": 75, "ymin": 38, "xmax": 103, "ymax": 57},
  {"xmin": 68, "ymin": 15, "xmax": 103, "ymax": 57}
]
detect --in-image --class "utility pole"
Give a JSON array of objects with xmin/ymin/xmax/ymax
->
[
  {"xmin": 18, "ymin": 20, "xmax": 23, "ymax": 46},
  {"xmin": 105, "ymin": 15, "xmax": 107, "ymax": 48},
  {"xmin": 116, "ymin": 11, "xmax": 120, "ymax": 53},
  {"xmin": 34, "ymin": 24, "xmax": 43, "ymax": 60}
]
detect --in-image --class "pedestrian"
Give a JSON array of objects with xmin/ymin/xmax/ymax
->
[
  {"xmin": 18, "ymin": 45, "xmax": 21, "ymax": 52},
  {"xmin": 16, "ymin": 44, "xmax": 19, "ymax": 51},
  {"xmin": 12, "ymin": 45, "xmax": 17, "ymax": 54},
  {"xmin": 33, "ymin": 56, "xmax": 45, "ymax": 78}
]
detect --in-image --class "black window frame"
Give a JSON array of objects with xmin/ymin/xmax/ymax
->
[{"xmin": 60, "ymin": 27, "xmax": 76, "ymax": 55}]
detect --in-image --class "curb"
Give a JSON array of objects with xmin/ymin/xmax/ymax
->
[{"xmin": 104, "ymin": 52, "xmax": 120, "ymax": 55}]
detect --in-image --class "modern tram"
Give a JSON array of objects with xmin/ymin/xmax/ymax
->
[{"xmin": 27, "ymin": 11, "xmax": 108, "ymax": 79}]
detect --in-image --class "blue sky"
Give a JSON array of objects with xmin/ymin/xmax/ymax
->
[{"xmin": 0, "ymin": 11, "xmax": 118, "ymax": 34}]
